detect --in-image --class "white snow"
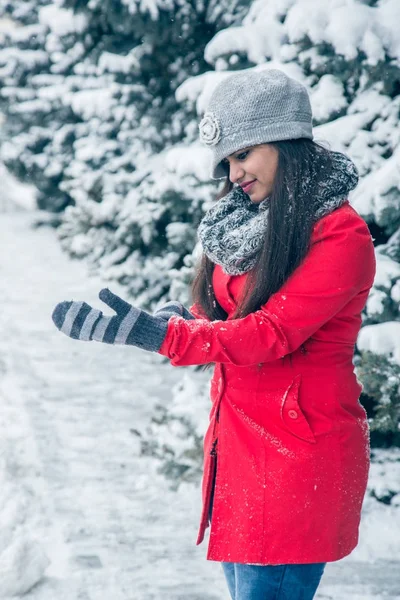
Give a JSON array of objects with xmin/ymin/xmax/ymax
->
[
  {"xmin": 0, "ymin": 210, "xmax": 225, "ymax": 600},
  {"xmin": 391, "ymin": 280, "xmax": 400, "ymax": 303},
  {"xmin": 0, "ymin": 47, "xmax": 48, "ymax": 75},
  {"xmin": 0, "ymin": 538, "xmax": 50, "ymax": 598},
  {"xmin": 198, "ymin": 0, "xmax": 400, "ymax": 70},
  {"xmin": 67, "ymin": 88, "xmax": 116, "ymax": 121},
  {"xmin": 0, "ymin": 162, "xmax": 37, "ymax": 211},
  {"xmin": 0, "ymin": 209, "xmax": 399, "ymax": 598},
  {"xmin": 0, "ymin": 17, "xmax": 19, "ymax": 42},
  {"xmin": 309, "ymin": 75, "xmax": 348, "ymax": 122},
  {"xmin": 164, "ymin": 144, "xmax": 212, "ymax": 182},
  {"xmin": 357, "ymin": 322, "xmax": 400, "ymax": 365},
  {"xmin": 351, "ymin": 146, "xmax": 400, "ymax": 224},
  {"xmin": 39, "ymin": 5, "xmax": 88, "ymax": 37},
  {"xmin": 98, "ymin": 51, "xmax": 140, "ymax": 75},
  {"xmin": 365, "ymin": 288, "xmax": 386, "ymax": 317},
  {"xmin": 373, "ymin": 250, "xmax": 400, "ymax": 289},
  {"xmin": 120, "ymin": 0, "xmax": 164, "ymax": 21}
]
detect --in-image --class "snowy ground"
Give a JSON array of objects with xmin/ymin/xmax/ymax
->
[{"xmin": 0, "ymin": 208, "xmax": 399, "ymax": 599}]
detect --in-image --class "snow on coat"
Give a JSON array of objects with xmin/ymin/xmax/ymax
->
[{"xmin": 159, "ymin": 201, "xmax": 376, "ymax": 565}]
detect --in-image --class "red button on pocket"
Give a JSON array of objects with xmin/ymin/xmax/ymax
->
[{"xmin": 288, "ymin": 409, "xmax": 298, "ymax": 419}]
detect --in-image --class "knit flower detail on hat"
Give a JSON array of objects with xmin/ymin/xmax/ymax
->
[{"xmin": 199, "ymin": 112, "xmax": 221, "ymax": 146}]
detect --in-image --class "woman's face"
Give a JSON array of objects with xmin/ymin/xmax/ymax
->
[{"xmin": 221, "ymin": 144, "xmax": 279, "ymax": 203}]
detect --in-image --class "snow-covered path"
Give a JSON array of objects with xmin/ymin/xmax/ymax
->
[
  {"xmin": 0, "ymin": 212, "xmax": 399, "ymax": 599},
  {"xmin": 0, "ymin": 212, "xmax": 227, "ymax": 599}
]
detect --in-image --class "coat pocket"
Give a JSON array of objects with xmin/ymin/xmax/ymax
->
[{"xmin": 280, "ymin": 375, "xmax": 316, "ymax": 444}]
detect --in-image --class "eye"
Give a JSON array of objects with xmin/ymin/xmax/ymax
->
[{"xmin": 236, "ymin": 150, "xmax": 250, "ymax": 161}]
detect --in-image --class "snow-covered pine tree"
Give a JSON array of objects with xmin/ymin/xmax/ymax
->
[
  {"xmin": 0, "ymin": 0, "xmax": 247, "ymax": 211},
  {"xmin": 1, "ymin": 0, "xmax": 399, "ymax": 451},
  {"xmin": 0, "ymin": 0, "xmax": 86, "ymax": 210}
]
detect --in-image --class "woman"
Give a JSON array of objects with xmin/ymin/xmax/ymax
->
[{"xmin": 52, "ymin": 69, "xmax": 376, "ymax": 600}]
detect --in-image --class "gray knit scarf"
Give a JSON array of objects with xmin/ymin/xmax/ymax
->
[{"xmin": 197, "ymin": 151, "xmax": 359, "ymax": 275}]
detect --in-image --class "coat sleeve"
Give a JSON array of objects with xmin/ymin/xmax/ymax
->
[
  {"xmin": 158, "ymin": 207, "xmax": 376, "ymax": 367},
  {"xmin": 188, "ymin": 302, "xmax": 210, "ymax": 320}
]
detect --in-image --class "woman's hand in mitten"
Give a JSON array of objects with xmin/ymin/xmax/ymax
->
[
  {"xmin": 51, "ymin": 288, "xmax": 169, "ymax": 352},
  {"xmin": 153, "ymin": 301, "xmax": 195, "ymax": 321}
]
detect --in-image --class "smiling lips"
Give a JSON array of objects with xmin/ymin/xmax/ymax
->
[{"xmin": 240, "ymin": 179, "xmax": 256, "ymax": 193}]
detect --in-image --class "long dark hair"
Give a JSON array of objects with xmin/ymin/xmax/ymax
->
[{"xmin": 191, "ymin": 138, "xmax": 335, "ymax": 321}]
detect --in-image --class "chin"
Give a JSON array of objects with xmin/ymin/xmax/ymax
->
[{"xmin": 253, "ymin": 189, "xmax": 270, "ymax": 203}]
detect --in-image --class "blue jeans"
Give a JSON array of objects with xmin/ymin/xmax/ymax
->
[{"xmin": 221, "ymin": 561, "xmax": 326, "ymax": 600}]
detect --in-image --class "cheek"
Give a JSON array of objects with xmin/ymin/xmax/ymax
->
[
  {"xmin": 259, "ymin": 166, "xmax": 276, "ymax": 184},
  {"xmin": 267, "ymin": 159, "xmax": 278, "ymax": 183},
  {"xmin": 253, "ymin": 156, "xmax": 277, "ymax": 183}
]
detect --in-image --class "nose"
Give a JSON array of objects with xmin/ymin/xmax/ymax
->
[{"xmin": 228, "ymin": 161, "xmax": 245, "ymax": 184}]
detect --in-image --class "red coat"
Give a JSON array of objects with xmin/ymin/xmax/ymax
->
[{"xmin": 159, "ymin": 201, "xmax": 376, "ymax": 565}]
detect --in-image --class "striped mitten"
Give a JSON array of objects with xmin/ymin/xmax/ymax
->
[
  {"xmin": 52, "ymin": 288, "xmax": 170, "ymax": 352},
  {"xmin": 153, "ymin": 301, "xmax": 195, "ymax": 321}
]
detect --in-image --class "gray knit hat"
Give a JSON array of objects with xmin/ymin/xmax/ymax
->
[{"xmin": 198, "ymin": 69, "xmax": 313, "ymax": 179}]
